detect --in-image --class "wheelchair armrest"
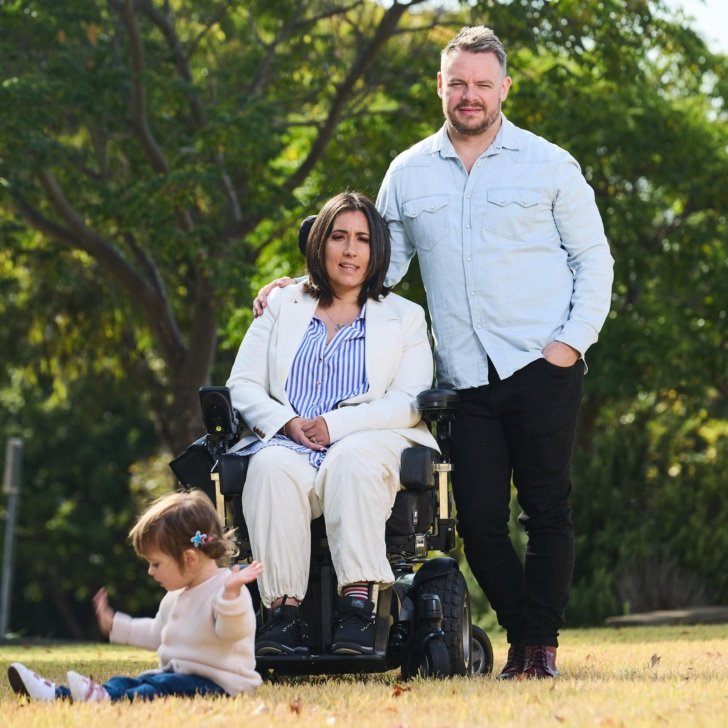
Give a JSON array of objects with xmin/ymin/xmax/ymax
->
[
  {"xmin": 217, "ymin": 453, "xmax": 249, "ymax": 496},
  {"xmin": 400, "ymin": 446, "xmax": 436, "ymax": 490},
  {"xmin": 416, "ymin": 387, "xmax": 459, "ymax": 413},
  {"xmin": 417, "ymin": 388, "xmax": 459, "ymax": 461}
]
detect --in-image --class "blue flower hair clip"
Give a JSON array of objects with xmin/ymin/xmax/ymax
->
[{"xmin": 191, "ymin": 530, "xmax": 215, "ymax": 548}]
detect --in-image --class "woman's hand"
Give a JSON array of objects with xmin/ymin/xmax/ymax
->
[
  {"xmin": 252, "ymin": 277, "xmax": 295, "ymax": 317},
  {"xmin": 301, "ymin": 416, "xmax": 331, "ymax": 448},
  {"xmin": 92, "ymin": 587, "xmax": 115, "ymax": 637},
  {"xmin": 285, "ymin": 416, "xmax": 329, "ymax": 450}
]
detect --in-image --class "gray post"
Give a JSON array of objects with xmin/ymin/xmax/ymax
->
[{"xmin": 1, "ymin": 438, "xmax": 23, "ymax": 637}]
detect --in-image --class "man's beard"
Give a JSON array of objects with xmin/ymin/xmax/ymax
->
[{"xmin": 445, "ymin": 101, "xmax": 501, "ymax": 136}]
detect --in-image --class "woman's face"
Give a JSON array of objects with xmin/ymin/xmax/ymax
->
[{"xmin": 323, "ymin": 210, "xmax": 371, "ymax": 298}]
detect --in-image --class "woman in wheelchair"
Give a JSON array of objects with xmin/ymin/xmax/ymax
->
[{"xmin": 225, "ymin": 192, "xmax": 437, "ymax": 657}]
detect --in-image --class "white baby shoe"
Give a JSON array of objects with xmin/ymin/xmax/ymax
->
[
  {"xmin": 7, "ymin": 662, "xmax": 57, "ymax": 701},
  {"xmin": 67, "ymin": 670, "xmax": 110, "ymax": 702}
]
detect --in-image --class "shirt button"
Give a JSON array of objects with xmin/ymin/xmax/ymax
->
[
  {"xmin": 316, "ymin": 381, "xmax": 321, "ymax": 386},
  {"xmin": 465, "ymin": 224, "xmax": 470, "ymax": 229}
]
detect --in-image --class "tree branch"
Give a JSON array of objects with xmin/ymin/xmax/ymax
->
[
  {"xmin": 115, "ymin": 0, "xmax": 170, "ymax": 175},
  {"xmin": 135, "ymin": 1, "xmax": 248, "ymax": 236},
  {"xmin": 245, "ymin": 2, "xmax": 305, "ymax": 101},
  {"xmin": 33, "ymin": 170, "xmax": 187, "ymax": 368},
  {"xmin": 245, "ymin": 1, "xmax": 366, "ymax": 100},
  {"xmin": 187, "ymin": 0, "xmax": 237, "ymax": 56},
  {"xmin": 283, "ymin": 1, "xmax": 420, "ymax": 192},
  {"xmin": 137, "ymin": 0, "xmax": 206, "ymax": 129}
]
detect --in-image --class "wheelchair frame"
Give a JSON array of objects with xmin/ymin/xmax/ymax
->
[{"xmin": 170, "ymin": 386, "xmax": 493, "ymax": 680}]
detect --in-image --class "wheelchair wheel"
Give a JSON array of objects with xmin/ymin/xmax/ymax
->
[
  {"xmin": 470, "ymin": 624, "xmax": 494, "ymax": 675},
  {"xmin": 419, "ymin": 637, "xmax": 450, "ymax": 678},
  {"xmin": 424, "ymin": 568, "xmax": 472, "ymax": 675}
]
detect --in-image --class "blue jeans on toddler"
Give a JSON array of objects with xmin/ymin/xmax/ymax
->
[{"xmin": 56, "ymin": 672, "xmax": 226, "ymax": 701}]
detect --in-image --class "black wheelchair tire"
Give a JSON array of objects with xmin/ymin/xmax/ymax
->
[
  {"xmin": 421, "ymin": 568, "xmax": 472, "ymax": 675},
  {"xmin": 470, "ymin": 624, "xmax": 494, "ymax": 675},
  {"xmin": 420, "ymin": 637, "xmax": 450, "ymax": 678}
]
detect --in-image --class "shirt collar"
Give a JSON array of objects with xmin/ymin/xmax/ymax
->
[
  {"xmin": 435, "ymin": 113, "xmax": 520, "ymax": 160},
  {"xmin": 498, "ymin": 115, "xmax": 520, "ymax": 151}
]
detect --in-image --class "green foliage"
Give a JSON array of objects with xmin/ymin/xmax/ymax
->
[
  {"xmin": 0, "ymin": 372, "xmax": 162, "ymax": 638},
  {"xmin": 569, "ymin": 394, "xmax": 728, "ymax": 626}
]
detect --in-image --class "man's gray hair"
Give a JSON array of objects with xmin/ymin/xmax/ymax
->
[{"xmin": 441, "ymin": 26, "xmax": 507, "ymax": 74}]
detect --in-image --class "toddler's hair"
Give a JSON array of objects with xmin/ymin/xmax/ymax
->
[{"xmin": 129, "ymin": 489, "xmax": 238, "ymax": 568}]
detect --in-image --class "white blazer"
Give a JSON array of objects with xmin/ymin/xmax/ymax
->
[{"xmin": 226, "ymin": 283, "xmax": 438, "ymax": 452}]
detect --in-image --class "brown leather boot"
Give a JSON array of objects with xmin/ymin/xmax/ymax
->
[
  {"xmin": 522, "ymin": 644, "xmax": 560, "ymax": 678},
  {"xmin": 497, "ymin": 643, "xmax": 527, "ymax": 680}
]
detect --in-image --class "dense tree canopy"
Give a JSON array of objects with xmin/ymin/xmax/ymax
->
[{"xmin": 1, "ymin": 0, "xmax": 726, "ymax": 636}]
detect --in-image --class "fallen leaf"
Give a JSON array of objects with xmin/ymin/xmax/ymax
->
[
  {"xmin": 251, "ymin": 702, "xmax": 267, "ymax": 715},
  {"xmin": 392, "ymin": 684, "xmax": 412, "ymax": 697},
  {"xmin": 649, "ymin": 653, "xmax": 661, "ymax": 668}
]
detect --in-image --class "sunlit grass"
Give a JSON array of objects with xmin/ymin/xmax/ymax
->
[{"xmin": 2, "ymin": 625, "xmax": 727, "ymax": 727}]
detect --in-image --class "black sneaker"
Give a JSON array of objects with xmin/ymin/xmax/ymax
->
[
  {"xmin": 256, "ymin": 604, "xmax": 310, "ymax": 656},
  {"xmin": 331, "ymin": 596, "xmax": 376, "ymax": 655}
]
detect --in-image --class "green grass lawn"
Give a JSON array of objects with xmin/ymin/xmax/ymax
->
[{"xmin": 2, "ymin": 625, "xmax": 727, "ymax": 727}]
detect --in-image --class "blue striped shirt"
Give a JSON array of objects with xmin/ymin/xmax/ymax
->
[{"xmin": 239, "ymin": 307, "xmax": 368, "ymax": 468}]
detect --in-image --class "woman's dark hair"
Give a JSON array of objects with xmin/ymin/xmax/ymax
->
[{"xmin": 304, "ymin": 191, "xmax": 390, "ymax": 307}]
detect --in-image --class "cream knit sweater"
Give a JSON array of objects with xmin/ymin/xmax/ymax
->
[{"xmin": 110, "ymin": 568, "xmax": 261, "ymax": 696}]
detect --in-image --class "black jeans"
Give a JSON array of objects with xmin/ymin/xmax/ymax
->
[{"xmin": 451, "ymin": 357, "xmax": 584, "ymax": 647}]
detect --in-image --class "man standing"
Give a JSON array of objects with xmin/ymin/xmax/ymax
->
[{"xmin": 376, "ymin": 26, "xmax": 613, "ymax": 678}]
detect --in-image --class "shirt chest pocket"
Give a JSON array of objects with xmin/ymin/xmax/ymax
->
[
  {"xmin": 482, "ymin": 187, "xmax": 554, "ymax": 242},
  {"xmin": 402, "ymin": 194, "xmax": 449, "ymax": 252}
]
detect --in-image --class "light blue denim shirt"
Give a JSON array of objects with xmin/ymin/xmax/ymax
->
[{"xmin": 377, "ymin": 115, "xmax": 614, "ymax": 389}]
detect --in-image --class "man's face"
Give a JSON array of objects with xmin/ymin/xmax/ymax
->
[{"xmin": 438, "ymin": 50, "xmax": 511, "ymax": 137}]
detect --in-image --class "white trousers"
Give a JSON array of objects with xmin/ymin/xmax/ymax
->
[{"xmin": 242, "ymin": 430, "xmax": 412, "ymax": 608}]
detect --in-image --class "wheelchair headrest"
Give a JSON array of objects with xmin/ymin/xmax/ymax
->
[{"xmin": 298, "ymin": 215, "xmax": 317, "ymax": 256}]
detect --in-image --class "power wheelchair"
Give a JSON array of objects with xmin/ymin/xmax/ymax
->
[{"xmin": 170, "ymin": 385, "xmax": 493, "ymax": 680}]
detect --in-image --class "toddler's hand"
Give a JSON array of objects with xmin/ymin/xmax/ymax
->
[
  {"xmin": 222, "ymin": 560, "xmax": 263, "ymax": 599},
  {"xmin": 92, "ymin": 587, "xmax": 115, "ymax": 637}
]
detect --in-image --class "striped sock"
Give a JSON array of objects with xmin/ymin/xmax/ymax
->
[{"xmin": 342, "ymin": 581, "xmax": 370, "ymax": 601}]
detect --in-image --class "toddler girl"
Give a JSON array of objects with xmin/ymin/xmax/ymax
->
[{"xmin": 8, "ymin": 489, "xmax": 263, "ymax": 702}]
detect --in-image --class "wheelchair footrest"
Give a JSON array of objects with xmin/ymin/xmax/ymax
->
[{"xmin": 255, "ymin": 652, "xmax": 394, "ymax": 675}]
